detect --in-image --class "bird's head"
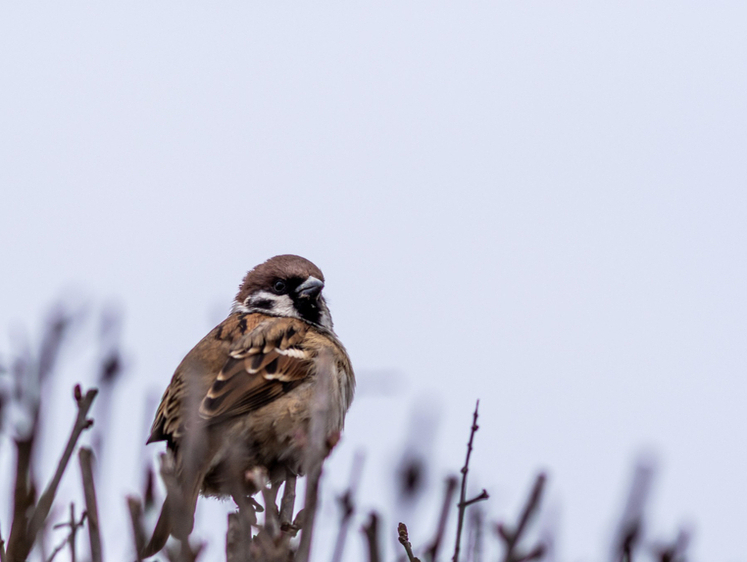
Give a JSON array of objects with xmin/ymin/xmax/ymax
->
[{"xmin": 232, "ymin": 254, "xmax": 333, "ymax": 330}]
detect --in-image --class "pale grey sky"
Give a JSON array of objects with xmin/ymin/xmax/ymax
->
[{"xmin": 1, "ymin": 3, "xmax": 746, "ymax": 561}]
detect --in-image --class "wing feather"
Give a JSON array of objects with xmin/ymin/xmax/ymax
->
[{"xmin": 198, "ymin": 318, "xmax": 312, "ymax": 422}]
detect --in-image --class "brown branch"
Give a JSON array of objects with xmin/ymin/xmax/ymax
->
[
  {"xmin": 260, "ymin": 481, "xmax": 281, "ymax": 538},
  {"xmin": 496, "ymin": 473, "xmax": 546, "ymax": 562},
  {"xmin": 453, "ymin": 400, "xmax": 482, "ymax": 562},
  {"xmin": 361, "ymin": 512, "xmax": 382, "ymax": 562},
  {"xmin": 27, "ymin": 385, "xmax": 98, "ymax": 544},
  {"xmin": 613, "ymin": 461, "xmax": 654, "ymax": 562},
  {"xmin": 46, "ymin": 505, "xmax": 86, "ymax": 562},
  {"xmin": 427, "ymin": 476, "xmax": 459, "ymax": 561},
  {"xmin": 463, "ymin": 490, "xmax": 489, "ymax": 509},
  {"xmin": 67, "ymin": 504, "xmax": 78, "ymax": 562},
  {"xmin": 279, "ymin": 475, "xmax": 297, "ymax": 531},
  {"xmin": 398, "ymin": 523, "xmax": 422, "ymax": 562},
  {"xmin": 6, "ymin": 350, "xmax": 37, "ymax": 562},
  {"xmin": 78, "ymin": 448, "xmax": 102, "ymax": 562},
  {"xmin": 127, "ymin": 497, "xmax": 146, "ymax": 562},
  {"xmin": 331, "ymin": 452, "xmax": 365, "ymax": 562},
  {"xmin": 6, "ymin": 437, "xmax": 36, "ymax": 562}
]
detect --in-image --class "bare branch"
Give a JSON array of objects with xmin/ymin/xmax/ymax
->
[
  {"xmin": 26, "ymin": 386, "xmax": 98, "ymax": 543},
  {"xmin": 78, "ymin": 448, "xmax": 102, "ymax": 562},
  {"xmin": 427, "ymin": 476, "xmax": 459, "ymax": 561},
  {"xmin": 496, "ymin": 473, "xmax": 547, "ymax": 562},
  {"xmin": 655, "ymin": 528, "xmax": 690, "ymax": 562},
  {"xmin": 463, "ymin": 490, "xmax": 489, "ymax": 509},
  {"xmin": 279, "ymin": 475, "xmax": 297, "ymax": 531},
  {"xmin": 45, "ymin": 505, "xmax": 86, "ymax": 562},
  {"xmin": 398, "ymin": 522, "xmax": 421, "ymax": 562},
  {"xmin": 331, "ymin": 452, "xmax": 365, "ymax": 562},
  {"xmin": 453, "ymin": 400, "xmax": 482, "ymax": 562},
  {"xmin": 612, "ymin": 461, "xmax": 655, "ymax": 562},
  {"xmin": 361, "ymin": 512, "xmax": 381, "ymax": 562},
  {"xmin": 6, "ymin": 437, "xmax": 36, "ymax": 562},
  {"xmin": 127, "ymin": 497, "xmax": 146, "ymax": 562}
]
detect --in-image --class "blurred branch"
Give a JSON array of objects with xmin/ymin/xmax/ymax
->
[
  {"xmin": 331, "ymin": 452, "xmax": 364, "ymax": 562},
  {"xmin": 279, "ymin": 475, "xmax": 297, "ymax": 531},
  {"xmin": 7, "ymin": 385, "xmax": 97, "ymax": 562},
  {"xmin": 27, "ymin": 386, "xmax": 98, "ymax": 542},
  {"xmin": 465, "ymin": 506, "xmax": 484, "ymax": 562},
  {"xmin": 656, "ymin": 528, "xmax": 690, "ymax": 562},
  {"xmin": 46, "ymin": 504, "xmax": 86, "ymax": 562},
  {"xmin": 612, "ymin": 461, "xmax": 655, "ymax": 562},
  {"xmin": 426, "ymin": 476, "xmax": 459, "ymax": 561},
  {"xmin": 361, "ymin": 512, "xmax": 381, "ymax": 562},
  {"xmin": 78, "ymin": 448, "xmax": 102, "ymax": 562},
  {"xmin": 496, "ymin": 473, "xmax": 546, "ymax": 562},
  {"xmin": 127, "ymin": 497, "xmax": 146, "ymax": 562},
  {"xmin": 453, "ymin": 401, "xmax": 487, "ymax": 562},
  {"xmin": 7, "ymin": 436, "xmax": 36, "ymax": 562},
  {"xmin": 398, "ymin": 523, "xmax": 421, "ymax": 562}
]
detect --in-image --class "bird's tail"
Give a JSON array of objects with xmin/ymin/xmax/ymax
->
[
  {"xmin": 141, "ymin": 487, "xmax": 199, "ymax": 559},
  {"xmin": 140, "ymin": 496, "xmax": 173, "ymax": 558}
]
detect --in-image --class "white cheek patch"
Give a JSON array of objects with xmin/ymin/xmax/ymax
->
[{"xmin": 247, "ymin": 291, "xmax": 299, "ymax": 319}]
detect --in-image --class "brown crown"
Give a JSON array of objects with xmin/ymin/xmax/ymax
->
[{"xmin": 235, "ymin": 255, "xmax": 325, "ymax": 303}]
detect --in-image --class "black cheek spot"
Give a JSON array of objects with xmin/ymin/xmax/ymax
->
[{"xmin": 253, "ymin": 299, "xmax": 273, "ymax": 310}]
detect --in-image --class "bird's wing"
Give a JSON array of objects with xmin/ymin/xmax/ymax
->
[{"xmin": 198, "ymin": 316, "xmax": 313, "ymax": 423}]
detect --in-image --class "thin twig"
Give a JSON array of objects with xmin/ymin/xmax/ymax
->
[
  {"xmin": 331, "ymin": 452, "xmax": 364, "ymax": 562},
  {"xmin": 612, "ymin": 461, "xmax": 654, "ymax": 562},
  {"xmin": 497, "ymin": 473, "xmax": 546, "ymax": 562},
  {"xmin": 361, "ymin": 512, "xmax": 381, "ymax": 562},
  {"xmin": 427, "ymin": 476, "xmax": 459, "ymax": 561},
  {"xmin": 45, "ymin": 506, "xmax": 86, "ymax": 562},
  {"xmin": 279, "ymin": 474, "xmax": 297, "ymax": 530},
  {"xmin": 27, "ymin": 386, "xmax": 98, "ymax": 542},
  {"xmin": 453, "ymin": 400, "xmax": 482, "ymax": 562},
  {"xmin": 398, "ymin": 523, "xmax": 422, "ymax": 562},
  {"xmin": 78, "ymin": 448, "xmax": 102, "ymax": 562},
  {"xmin": 261, "ymin": 482, "xmax": 281, "ymax": 538},
  {"xmin": 68, "ymin": 504, "xmax": 77, "ymax": 562},
  {"xmin": 463, "ymin": 490, "xmax": 489, "ymax": 509}
]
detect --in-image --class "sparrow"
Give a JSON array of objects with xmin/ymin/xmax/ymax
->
[{"xmin": 142, "ymin": 255, "xmax": 355, "ymax": 557}]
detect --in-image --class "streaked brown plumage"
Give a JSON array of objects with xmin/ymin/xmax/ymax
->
[{"xmin": 142, "ymin": 255, "xmax": 355, "ymax": 557}]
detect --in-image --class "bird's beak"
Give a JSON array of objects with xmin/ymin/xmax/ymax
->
[{"xmin": 296, "ymin": 276, "xmax": 324, "ymax": 299}]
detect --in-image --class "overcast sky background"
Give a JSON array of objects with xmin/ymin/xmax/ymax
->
[{"xmin": 1, "ymin": 3, "xmax": 746, "ymax": 561}]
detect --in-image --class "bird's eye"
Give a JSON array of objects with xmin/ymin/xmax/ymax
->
[{"xmin": 273, "ymin": 280, "xmax": 287, "ymax": 294}]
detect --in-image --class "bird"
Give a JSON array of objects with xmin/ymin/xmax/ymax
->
[{"xmin": 141, "ymin": 254, "xmax": 355, "ymax": 557}]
